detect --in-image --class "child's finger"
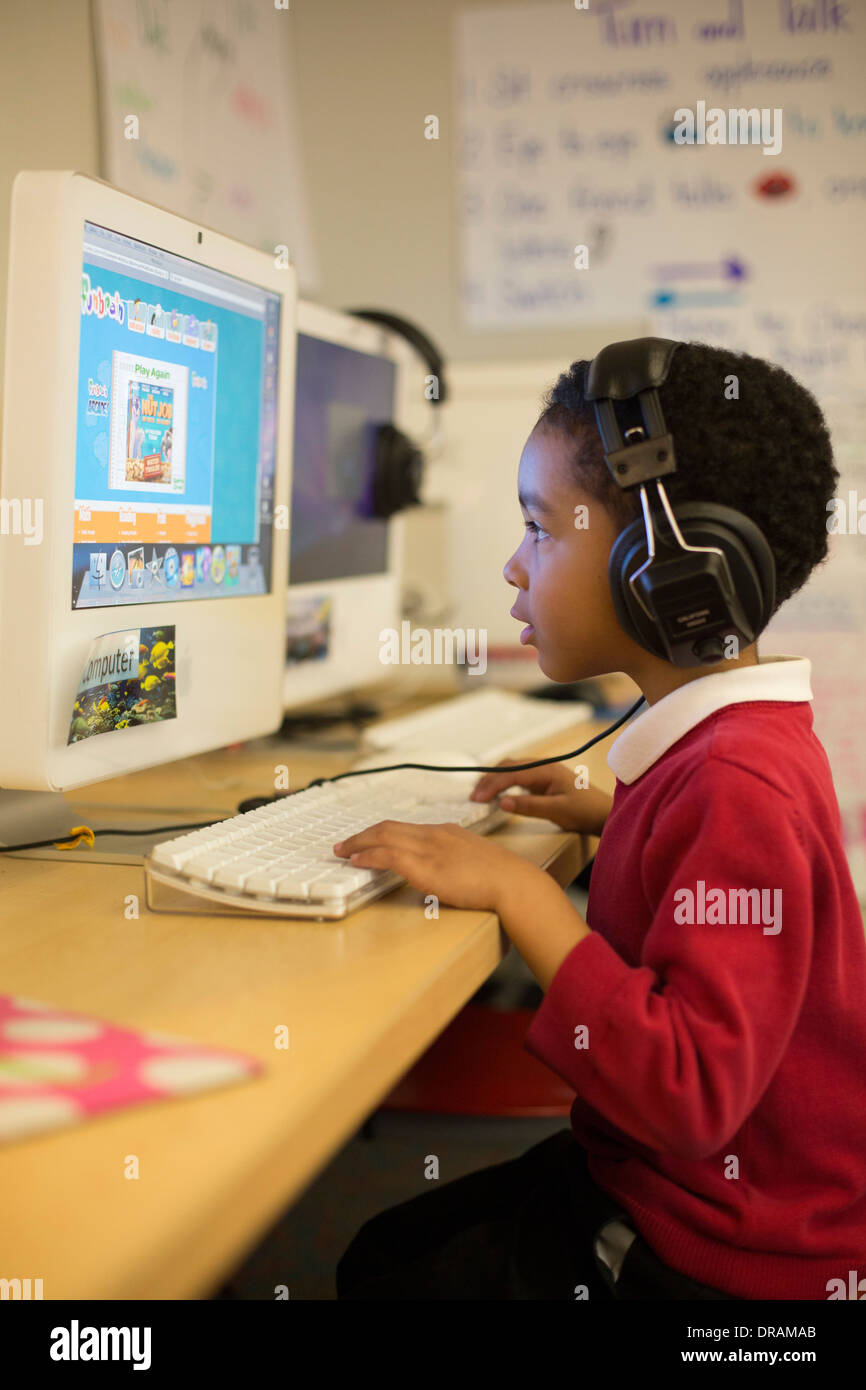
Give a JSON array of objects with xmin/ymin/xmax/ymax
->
[
  {"xmin": 347, "ymin": 846, "xmax": 413, "ymax": 875},
  {"xmin": 471, "ymin": 758, "xmax": 535, "ymax": 792},
  {"xmin": 498, "ymin": 792, "xmax": 568, "ymax": 818},
  {"xmin": 470, "ymin": 775, "xmax": 526, "ymax": 801},
  {"xmin": 333, "ymin": 820, "xmax": 425, "ymax": 855},
  {"xmin": 470, "ymin": 767, "xmax": 548, "ymax": 800}
]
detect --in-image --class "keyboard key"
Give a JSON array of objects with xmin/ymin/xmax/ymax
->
[
  {"xmin": 273, "ymin": 872, "xmax": 331, "ymax": 897},
  {"xmin": 185, "ymin": 852, "xmax": 252, "ymax": 881}
]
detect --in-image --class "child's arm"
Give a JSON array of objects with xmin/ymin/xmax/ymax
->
[
  {"xmin": 333, "ymin": 820, "xmax": 573, "ymax": 961},
  {"xmin": 493, "ymin": 861, "xmax": 592, "ymax": 989},
  {"xmin": 523, "ymin": 759, "xmax": 813, "ymax": 1160}
]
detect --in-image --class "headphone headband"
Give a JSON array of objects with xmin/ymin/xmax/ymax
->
[
  {"xmin": 348, "ymin": 308, "xmax": 447, "ymax": 405},
  {"xmin": 585, "ymin": 337, "xmax": 682, "ymax": 492},
  {"xmin": 585, "ymin": 336, "xmax": 681, "ymax": 402}
]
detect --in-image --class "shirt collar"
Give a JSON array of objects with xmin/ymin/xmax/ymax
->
[{"xmin": 607, "ymin": 654, "xmax": 813, "ymax": 785}]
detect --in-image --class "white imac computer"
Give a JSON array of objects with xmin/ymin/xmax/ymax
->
[
  {"xmin": 0, "ymin": 172, "xmax": 296, "ymax": 850},
  {"xmin": 283, "ymin": 300, "xmax": 419, "ymax": 712}
]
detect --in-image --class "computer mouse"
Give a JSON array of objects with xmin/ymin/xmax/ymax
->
[{"xmin": 237, "ymin": 793, "xmax": 289, "ymax": 814}]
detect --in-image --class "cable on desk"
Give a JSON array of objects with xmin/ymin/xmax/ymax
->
[
  {"xmin": 0, "ymin": 820, "xmax": 223, "ymax": 853},
  {"xmin": 307, "ymin": 694, "xmax": 647, "ymax": 787},
  {"xmin": 0, "ymin": 697, "xmax": 646, "ymax": 851}
]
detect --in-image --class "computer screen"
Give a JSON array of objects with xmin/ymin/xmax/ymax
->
[
  {"xmin": 289, "ymin": 332, "xmax": 396, "ymax": 585},
  {"xmin": 72, "ymin": 220, "xmax": 281, "ymax": 608}
]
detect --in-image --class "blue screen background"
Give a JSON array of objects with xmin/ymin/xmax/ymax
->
[{"xmin": 76, "ymin": 262, "xmax": 263, "ymax": 542}]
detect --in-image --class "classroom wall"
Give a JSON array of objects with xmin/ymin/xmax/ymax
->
[
  {"xmin": 0, "ymin": 0, "xmax": 100, "ymax": 413},
  {"xmin": 0, "ymin": 0, "xmax": 645, "ymax": 421}
]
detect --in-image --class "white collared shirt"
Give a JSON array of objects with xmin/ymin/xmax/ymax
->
[
  {"xmin": 594, "ymin": 1219, "xmax": 638, "ymax": 1284},
  {"xmin": 608, "ymin": 655, "xmax": 813, "ymax": 786}
]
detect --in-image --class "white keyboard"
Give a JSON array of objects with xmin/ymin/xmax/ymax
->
[
  {"xmin": 144, "ymin": 765, "xmax": 507, "ymax": 920},
  {"xmin": 363, "ymin": 688, "xmax": 593, "ymax": 764}
]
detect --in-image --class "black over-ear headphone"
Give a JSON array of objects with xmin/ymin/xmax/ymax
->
[
  {"xmin": 348, "ymin": 309, "xmax": 448, "ymax": 519},
  {"xmin": 584, "ymin": 337, "xmax": 776, "ymax": 669}
]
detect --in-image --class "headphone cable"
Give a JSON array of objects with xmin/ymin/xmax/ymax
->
[
  {"xmin": 0, "ymin": 697, "xmax": 647, "ymax": 851},
  {"xmin": 306, "ymin": 693, "xmax": 647, "ymax": 785}
]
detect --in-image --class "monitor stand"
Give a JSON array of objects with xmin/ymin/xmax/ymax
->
[{"xmin": 0, "ymin": 789, "xmax": 221, "ymax": 866}]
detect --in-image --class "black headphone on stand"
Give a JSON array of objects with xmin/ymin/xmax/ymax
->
[
  {"xmin": 585, "ymin": 337, "xmax": 776, "ymax": 668},
  {"xmin": 348, "ymin": 309, "xmax": 448, "ymax": 519}
]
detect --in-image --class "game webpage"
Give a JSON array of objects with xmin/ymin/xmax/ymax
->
[{"xmin": 72, "ymin": 221, "xmax": 280, "ymax": 608}]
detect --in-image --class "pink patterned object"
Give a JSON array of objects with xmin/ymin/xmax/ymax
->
[{"xmin": 0, "ymin": 994, "xmax": 262, "ymax": 1143}]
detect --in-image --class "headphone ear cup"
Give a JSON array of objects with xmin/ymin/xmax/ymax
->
[
  {"xmin": 609, "ymin": 502, "xmax": 776, "ymax": 659},
  {"xmin": 608, "ymin": 517, "xmax": 668, "ymax": 658},
  {"xmin": 371, "ymin": 424, "xmax": 423, "ymax": 518}
]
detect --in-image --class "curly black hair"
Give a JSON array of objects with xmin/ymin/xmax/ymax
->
[{"xmin": 536, "ymin": 341, "xmax": 837, "ymax": 615}]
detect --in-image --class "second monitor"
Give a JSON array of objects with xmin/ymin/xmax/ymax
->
[{"xmin": 284, "ymin": 301, "xmax": 422, "ymax": 712}]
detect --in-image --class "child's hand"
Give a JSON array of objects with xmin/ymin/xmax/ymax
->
[
  {"xmin": 332, "ymin": 820, "xmax": 539, "ymax": 913},
  {"xmin": 469, "ymin": 759, "xmax": 612, "ymax": 837}
]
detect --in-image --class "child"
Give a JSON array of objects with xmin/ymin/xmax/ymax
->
[{"xmin": 333, "ymin": 340, "xmax": 866, "ymax": 1300}]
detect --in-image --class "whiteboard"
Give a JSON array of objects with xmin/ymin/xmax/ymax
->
[
  {"xmin": 648, "ymin": 300, "xmax": 866, "ymax": 895},
  {"xmin": 455, "ymin": 0, "xmax": 866, "ymax": 328},
  {"xmin": 438, "ymin": 334, "xmax": 866, "ymax": 893},
  {"xmin": 93, "ymin": 0, "xmax": 319, "ymax": 290}
]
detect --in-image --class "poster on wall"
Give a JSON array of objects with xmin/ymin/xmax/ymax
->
[
  {"xmin": 646, "ymin": 299, "xmax": 866, "ymax": 894},
  {"xmin": 93, "ymin": 0, "xmax": 319, "ymax": 290},
  {"xmin": 455, "ymin": 0, "xmax": 865, "ymax": 328}
]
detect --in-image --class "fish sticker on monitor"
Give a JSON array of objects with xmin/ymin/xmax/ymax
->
[{"xmin": 68, "ymin": 624, "xmax": 177, "ymax": 743}]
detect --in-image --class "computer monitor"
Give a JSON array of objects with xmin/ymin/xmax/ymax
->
[
  {"xmin": 283, "ymin": 301, "xmax": 416, "ymax": 711},
  {"xmin": 0, "ymin": 171, "xmax": 296, "ymax": 795}
]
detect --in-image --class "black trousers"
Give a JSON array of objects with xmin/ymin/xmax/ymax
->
[{"xmin": 336, "ymin": 1129, "xmax": 740, "ymax": 1300}]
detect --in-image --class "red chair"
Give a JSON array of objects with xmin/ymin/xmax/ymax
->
[{"xmin": 380, "ymin": 1005, "xmax": 575, "ymax": 1117}]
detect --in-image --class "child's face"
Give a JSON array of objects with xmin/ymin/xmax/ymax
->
[{"xmin": 503, "ymin": 424, "xmax": 636, "ymax": 683}]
